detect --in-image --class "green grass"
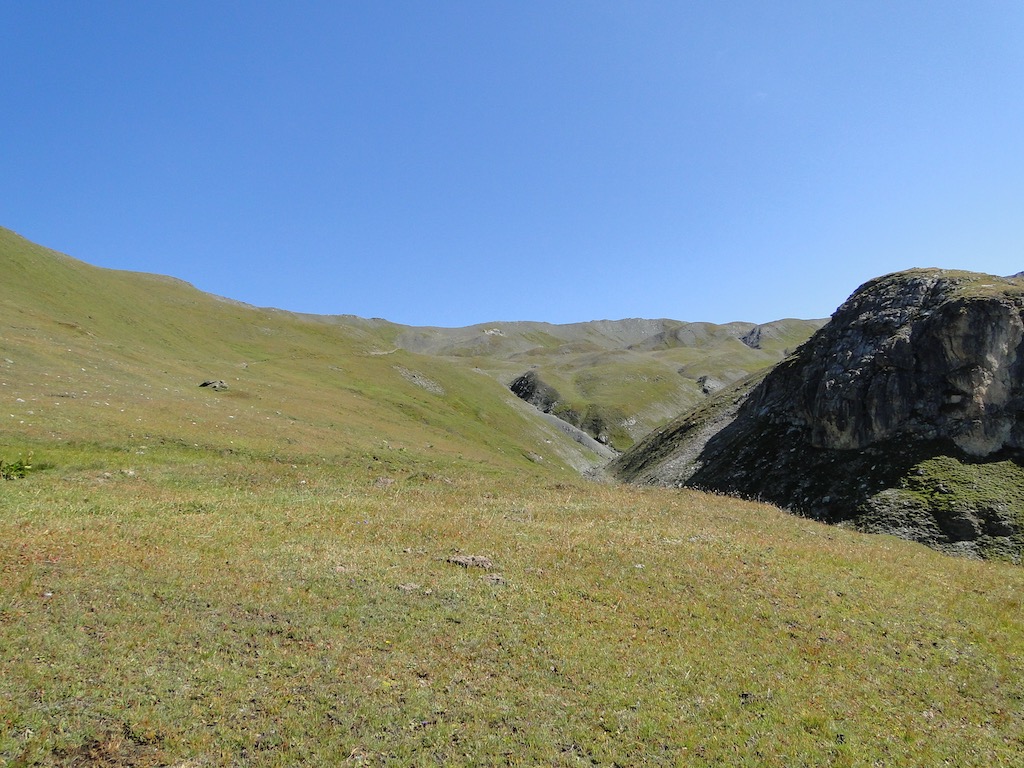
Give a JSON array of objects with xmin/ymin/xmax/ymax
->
[
  {"xmin": 0, "ymin": 227, "xmax": 609, "ymax": 476},
  {"xmin": 2, "ymin": 442, "xmax": 1023, "ymax": 766},
  {"xmin": 0, "ymin": 454, "xmax": 33, "ymax": 480},
  {"xmin": 3, "ymin": 228, "xmax": 1024, "ymax": 765},
  {"xmin": 862, "ymin": 453, "xmax": 1024, "ymax": 560},
  {"xmin": 384, "ymin": 314, "xmax": 824, "ymax": 450},
  {"xmin": 901, "ymin": 455, "xmax": 1024, "ymax": 513}
]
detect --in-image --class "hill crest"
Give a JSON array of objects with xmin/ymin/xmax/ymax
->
[{"xmin": 1, "ymin": 225, "xmax": 823, "ymax": 456}]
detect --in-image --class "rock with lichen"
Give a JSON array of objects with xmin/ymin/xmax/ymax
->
[{"xmin": 612, "ymin": 268, "xmax": 1024, "ymax": 560}]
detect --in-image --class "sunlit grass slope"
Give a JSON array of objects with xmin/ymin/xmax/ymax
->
[
  {"xmin": 2, "ymin": 228, "xmax": 1023, "ymax": 765},
  {"xmin": 0, "ymin": 226, "xmax": 599, "ymax": 474},
  {"xmin": 2, "ymin": 449, "xmax": 1023, "ymax": 766},
  {"xmin": 393, "ymin": 319, "xmax": 823, "ymax": 450}
]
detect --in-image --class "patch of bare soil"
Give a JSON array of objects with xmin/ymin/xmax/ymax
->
[{"xmin": 55, "ymin": 725, "xmax": 167, "ymax": 767}]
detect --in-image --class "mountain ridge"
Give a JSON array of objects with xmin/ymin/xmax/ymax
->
[
  {"xmin": 388, "ymin": 315, "xmax": 822, "ymax": 450},
  {"xmin": 1, "ymin": 225, "xmax": 823, "ymax": 455}
]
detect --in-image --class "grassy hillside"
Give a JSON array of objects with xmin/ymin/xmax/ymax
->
[
  {"xmin": 2, "ymin": 229, "xmax": 1023, "ymax": 765},
  {"xmin": 0, "ymin": 227, "xmax": 604, "ymax": 475},
  {"xmin": 3, "ymin": 442, "xmax": 1023, "ymax": 766},
  {"xmin": 390, "ymin": 318, "xmax": 822, "ymax": 451}
]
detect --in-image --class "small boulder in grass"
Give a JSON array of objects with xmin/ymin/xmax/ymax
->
[{"xmin": 447, "ymin": 554, "xmax": 494, "ymax": 569}]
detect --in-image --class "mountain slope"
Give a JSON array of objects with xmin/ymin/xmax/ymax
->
[
  {"xmin": 612, "ymin": 268, "xmax": 1024, "ymax": 560},
  {"xmin": 0, "ymin": 226, "xmax": 605, "ymax": 475},
  {"xmin": 4, "ymin": 231, "xmax": 1024, "ymax": 764},
  {"xmin": 1, "ymin": 226, "xmax": 822, "ymax": 464},
  {"xmin": 389, "ymin": 317, "xmax": 823, "ymax": 450}
]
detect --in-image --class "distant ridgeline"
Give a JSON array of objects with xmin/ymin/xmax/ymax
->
[
  {"xmin": 396, "ymin": 317, "xmax": 825, "ymax": 452},
  {"xmin": 613, "ymin": 269, "xmax": 1024, "ymax": 561}
]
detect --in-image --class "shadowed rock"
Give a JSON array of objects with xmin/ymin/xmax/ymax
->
[
  {"xmin": 612, "ymin": 268, "xmax": 1024, "ymax": 560},
  {"xmin": 509, "ymin": 370, "xmax": 560, "ymax": 412}
]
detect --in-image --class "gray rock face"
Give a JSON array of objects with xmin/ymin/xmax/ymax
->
[
  {"xmin": 740, "ymin": 325, "xmax": 763, "ymax": 349},
  {"xmin": 509, "ymin": 370, "xmax": 561, "ymax": 412},
  {"xmin": 696, "ymin": 374, "xmax": 726, "ymax": 395},
  {"xmin": 612, "ymin": 269, "xmax": 1024, "ymax": 560},
  {"xmin": 754, "ymin": 270, "xmax": 1024, "ymax": 457}
]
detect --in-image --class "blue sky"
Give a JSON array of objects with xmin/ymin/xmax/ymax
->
[{"xmin": 3, "ymin": 2, "xmax": 1023, "ymax": 327}]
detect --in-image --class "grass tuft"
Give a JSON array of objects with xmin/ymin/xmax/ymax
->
[{"xmin": 0, "ymin": 453, "xmax": 33, "ymax": 480}]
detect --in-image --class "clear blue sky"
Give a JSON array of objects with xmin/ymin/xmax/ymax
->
[{"xmin": 3, "ymin": 2, "xmax": 1023, "ymax": 327}]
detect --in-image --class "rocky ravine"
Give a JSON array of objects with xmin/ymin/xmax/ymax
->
[
  {"xmin": 393, "ymin": 316, "xmax": 824, "ymax": 452},
  {"xmin": 611, "ymin": 268, "xmax": 1024, "ymax": 560}
]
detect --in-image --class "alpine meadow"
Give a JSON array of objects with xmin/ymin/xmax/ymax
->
[{"xmin": 2, "ymin": 227, "xmax": 1023, "ymax": 766}]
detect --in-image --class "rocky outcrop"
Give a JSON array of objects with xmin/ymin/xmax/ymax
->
[
  {"xmin": 509, "ymin": 370, "xmax": 561, "ymax": 412},
  {"xmin": 758, "ymin": 270, "xmax": 1024, "ymax": 456},
  {"xmin": 696, "ymin": 374, "xmax": 726, "ymax": 395},
  {"xmin": 740, "ymin": 326, "xmax": 763, "ymax": 349},
  {"xmin": 509, "ymin": 370, "xmax": 623, "ymax": 449},
  {"xmin": 612, "ymin": 269, "xmax": 1024, "ymax": 560}
]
